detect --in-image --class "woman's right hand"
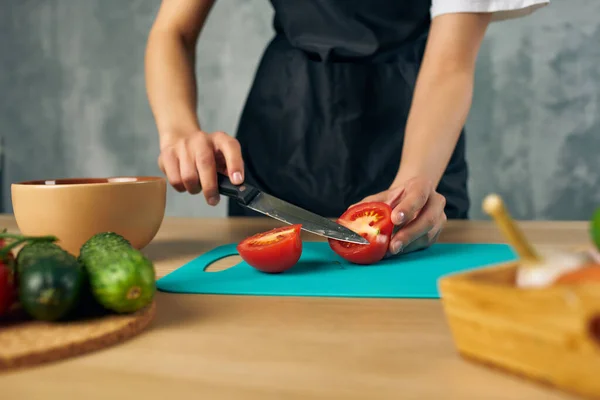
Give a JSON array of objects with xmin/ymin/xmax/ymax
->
[{"xmin": 157, "ymin": 130, "xmax": 244, "ymax": 206}]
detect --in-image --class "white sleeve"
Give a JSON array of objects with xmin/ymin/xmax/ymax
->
[{"xmin": 431, "ymin": 0, "xmax": 550, "ymax": 22}]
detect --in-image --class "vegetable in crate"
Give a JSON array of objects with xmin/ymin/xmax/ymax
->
[
  {"xmin": 79, "ymin": 232, "xmax": 156, "ymax": 313},
  {"xmin": 552, "ymin": 262, "xmax": 600, "ymax": 285}
]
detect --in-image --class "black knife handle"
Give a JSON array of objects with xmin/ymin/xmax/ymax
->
[{"xmin": 217, "ymin": 173, "xmax": 260, "ymax": 206}]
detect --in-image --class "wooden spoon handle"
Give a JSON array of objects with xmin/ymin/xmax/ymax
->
[{"xmin": 482, "ymin": 194, "xmax": 542, "ymax": 264}]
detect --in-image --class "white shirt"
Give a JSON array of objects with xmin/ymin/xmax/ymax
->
[{"xmin": 431, "ymin": 0, "xmax": 550, "ymax": 22}]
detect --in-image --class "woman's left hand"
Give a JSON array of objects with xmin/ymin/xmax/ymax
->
[{"xmin": 359, "ymin": 177, "xmax": 447, "ymax": 257}]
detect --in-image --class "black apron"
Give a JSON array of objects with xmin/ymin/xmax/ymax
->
[{"xmin": 229, "ymin": 0, "xmax": 470, "ymax": 219}]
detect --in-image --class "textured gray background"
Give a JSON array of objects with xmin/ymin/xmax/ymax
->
[{"xmin": 1, "ymin": 0, "xmax": 598, "ymax": 221}]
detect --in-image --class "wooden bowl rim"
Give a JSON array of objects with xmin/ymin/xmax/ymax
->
[{"xmin": 438, "ymin": 255, "xmax": 600, "ymax": 298}]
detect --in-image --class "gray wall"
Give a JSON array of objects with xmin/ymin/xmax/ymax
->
[{"xmin": 1, "ymin": 0, "xmax": 598, "ymax": 221}]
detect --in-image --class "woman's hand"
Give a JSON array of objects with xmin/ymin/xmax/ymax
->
[
  {"xmin": 359, "ymin": 177, "xmax": 447, "ymax": 256},
  {"xmin": 157, "ymin": 130, "xmax": 244, "ymax": 206},
  {"xmin": 351, "ymin": 13, "xmax": 490, "ymax": 257}
]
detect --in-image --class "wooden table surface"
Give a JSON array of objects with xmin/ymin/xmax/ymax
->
[{"xmin": 2, "ymin": 214, "xmax": 592, "ymax": 400}]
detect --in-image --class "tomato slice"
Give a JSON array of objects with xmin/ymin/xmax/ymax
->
[
  {"xmin": 237, "ymin": 224, "xmax": 303, "ymax": 273},
  {"xmin": 328, "ymin": 202, "xmax": 394, "ymax": 265}
]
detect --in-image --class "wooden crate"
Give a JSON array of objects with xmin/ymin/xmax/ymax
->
[{"xmin": 438, "ymin": 261, "xmax": 600, "ymax": 399}]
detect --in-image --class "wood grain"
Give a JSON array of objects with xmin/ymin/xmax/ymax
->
[
  {"xmin": 439, "ymin": 262, "xmax": 600, "ymax": 399},
  {"xmin": 1, "ymin": 215, "xmax": 593, "ymax": 400}
]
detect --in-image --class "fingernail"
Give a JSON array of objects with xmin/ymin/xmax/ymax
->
[
  {"xmin": 208, "ymin": 196, "xmax": 220, "ymax": 206},
  {"xmin": 395, "ymin": 211, "xmax": 405, "ymax": 225},
  {"xmin": 391, "ymin": 241, "xmax": 403, "ymax": 254},
  {"xmin": 232, "ymin": 172, "xmax": 243, "ymax": 184},
  {"xmin": 376, "ymin": 234, "xmax": 388, "ymax": 244}
]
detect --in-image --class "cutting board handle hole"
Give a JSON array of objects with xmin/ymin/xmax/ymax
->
[
  {"xmin": 204, "ymin": 255, "xmax": 242, "ymax": 272},
  {"xmin": 588, "ymin": 314, "xmax": 600, "ymax": 346}
]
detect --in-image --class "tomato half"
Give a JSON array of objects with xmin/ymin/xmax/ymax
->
[
  {"xmin": 237, "ymin": 224, "xmax": 303, "ymax": 273},
  {"xmin": 328, "ymin": 202, "xmax": 394, "ymax": 265}
]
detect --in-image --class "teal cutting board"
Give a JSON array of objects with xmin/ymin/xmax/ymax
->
[{"xmin": 156, "ymin": 242, "xmax": 517, "ymax": 299}]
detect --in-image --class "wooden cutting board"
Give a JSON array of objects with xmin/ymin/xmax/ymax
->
[{"xmin": 0, "ymin": 301, "xmax": 156, "ymax": 371}]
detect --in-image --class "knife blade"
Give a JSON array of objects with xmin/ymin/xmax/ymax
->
[{"xmin": 217, "ymin": 174, "xmax": 369, "ymax": 245}]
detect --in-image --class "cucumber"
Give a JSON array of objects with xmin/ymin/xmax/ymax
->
[
  {"xmin": 79, "ymin": 232, "xmax": 155, "ymax": 313},
  {"xmin": 16, "ymin": 241, "xmax": 76, "ymax": 274},
  {"xmin": 72, "ymin": 265, "xmax": 109, "ymax": 319},
  {"xmin": 592, "ymin": 207, "xmax": 600, "ymax": 251},
  {"xmin": 19, "ymin": 256, "xmax": 84, "ymax": 321},
  {"xmin": 16, "ymin": 241, "xmax": 105, "ymax": 319},
  {"xmin": 1, "ymin": 233, "xmax": 58, "ymax": 279},
  {"xmin": 80, "ymin": 232, "xmax": 132, "ymax": 255},
  {"xmin": 14, "ymin": 240, "xmax": 70, "ymax": 291}
]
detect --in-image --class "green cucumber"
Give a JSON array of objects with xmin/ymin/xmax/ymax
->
[
  {"xmin": 592, "ymin": 207, "xmax": 600, "ymax": 251},
  {"xmin": 79, "ymin": 232, "xmax": 155, "ymax": 313},
  {"xmin": 1, "ymin": 233, "xmax": 58, "ymax": 277},
  {"xmin": 16, "ymin": 240, "xmax": 106, "ymax": 319},
  {"xmin": 19, "ymin": 256, "xmax": 84, "ymax": 321},
  {"xmin": 16, "ymin": 241, "xmax": 75, "ymax": 274}
]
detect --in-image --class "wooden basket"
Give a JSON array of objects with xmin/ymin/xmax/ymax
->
[{"xmin": 438, "ymin": 260, "xmax": 600, "ymax": 399}]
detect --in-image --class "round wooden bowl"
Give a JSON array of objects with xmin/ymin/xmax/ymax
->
[{"xmin": 11, "ymin": 176, "xmax": 166, "ymax": 255}]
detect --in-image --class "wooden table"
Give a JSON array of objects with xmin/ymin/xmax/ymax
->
[{"xmin": 2, "ymin": 215, "xmax": 591, "ymax": 400}]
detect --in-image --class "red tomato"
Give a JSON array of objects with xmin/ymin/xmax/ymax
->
[
  {"xmin": 0, "ymin": 256, "xmax": 17, "ymax": 316},
  {"xmin": 237, "ymin": 224, "xmax": 303, "ymax": 273},
  {"xmin": 328, "ymin": 202, "xmax": 394, "ymax": 265}
]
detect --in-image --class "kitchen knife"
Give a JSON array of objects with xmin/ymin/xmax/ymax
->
[{"xmin": 217, "ymin": 174, "xmax": 369, "ymax": 245}]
